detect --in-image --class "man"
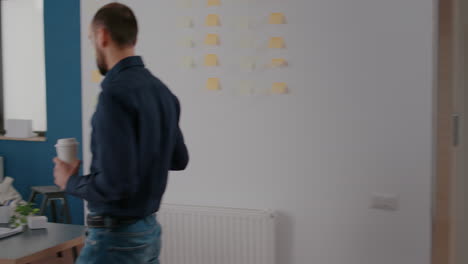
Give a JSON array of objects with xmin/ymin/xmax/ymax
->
[{"xmin": 53, "ymin": 3, "xmax": 189, "ymax": 263}]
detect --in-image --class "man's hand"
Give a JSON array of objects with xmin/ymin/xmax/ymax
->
[{"xmin": 53, "ymin": 158, "xmax": 81, "ymax": 190}]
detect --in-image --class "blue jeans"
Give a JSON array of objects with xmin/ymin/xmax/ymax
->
[{"xmin": 77, "ymin": 215, "xmax": 161, "ymax": 264}]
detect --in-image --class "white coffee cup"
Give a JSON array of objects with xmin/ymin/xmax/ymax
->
[{"xmin": 55, "ymin": 138, "xmax": 79, "ymax": 164}]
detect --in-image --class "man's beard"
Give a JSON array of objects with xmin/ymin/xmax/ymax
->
[{"xmin": 96, "ymin": 50, "xmax": 108, "ymax": 76}]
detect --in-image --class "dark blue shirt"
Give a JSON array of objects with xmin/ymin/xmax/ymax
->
[{"xmin": 66, "ymin": 56, "xmax": 189, "ymax": 218}]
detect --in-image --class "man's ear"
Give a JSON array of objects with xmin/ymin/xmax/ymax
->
[{"xmin": 96, "ymin": 27, "xmax": 110, "ymax": 48}]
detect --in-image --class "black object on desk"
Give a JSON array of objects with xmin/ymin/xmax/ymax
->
[
  {"xmin": 0, "ymin": 223, "xmax": 85, "ymax": 264},
  {"xmin": 28, "ymin": 186, "xmax": 71, "ymax": 224}
]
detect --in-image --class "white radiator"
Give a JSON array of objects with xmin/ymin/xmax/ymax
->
[{"xmin": 157, "ymin": 204, "xmax": 276, "ymax": 264}]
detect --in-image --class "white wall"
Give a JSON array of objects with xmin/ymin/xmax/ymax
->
[
  {"xmin": 453, "ymin": 0, "xmax": 468, "ymax": 262},
  {"xmin": 81, "ymin": 0, "xmax": 435, "ymax": 263},
  {"xmin": 2, "ymin": 0, "xmax": 47, "ymax": 132}
]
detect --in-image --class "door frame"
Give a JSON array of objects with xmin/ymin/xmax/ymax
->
[{"xmin": 433, "ymin": 0, "xmax": 456, "ymax": 263}]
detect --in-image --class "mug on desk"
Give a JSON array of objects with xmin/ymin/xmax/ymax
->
[{"xmin": 0, "ymin": 206, "xmax": 12, "ymax": 224}]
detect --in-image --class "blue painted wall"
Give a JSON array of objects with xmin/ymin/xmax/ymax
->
[{"xmin": 0, "ymin": 0, "xmax": 83, "ymax": 224}]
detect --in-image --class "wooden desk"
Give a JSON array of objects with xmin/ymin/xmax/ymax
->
[{"xmin": 0, "ymin": 223, "xmax": 85, "ymax": 264}]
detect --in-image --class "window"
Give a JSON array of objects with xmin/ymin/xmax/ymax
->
[{"xmin": 0, "ymin": 0, "xmax": 47, "ymax": 137}]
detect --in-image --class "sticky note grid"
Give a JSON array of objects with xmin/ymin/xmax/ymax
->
[{"xmin": 174, "ymin": 7, "xmax": 289, "ymax": 95}]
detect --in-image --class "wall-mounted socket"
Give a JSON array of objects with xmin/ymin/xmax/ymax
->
[{"xmin": 371, "ymin": 194, "xmax": 399, "ymax": 211}]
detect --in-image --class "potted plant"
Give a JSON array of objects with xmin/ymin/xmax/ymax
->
[{"xmin": 9, "ymin": 202, "xmax": 40, "ymax": 228}]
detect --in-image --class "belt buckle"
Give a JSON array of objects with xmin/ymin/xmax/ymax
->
[
  {"xmin": 87, "ymin": 215, "xmax": 107, "ymax": 228},
  {"xmin": 88, "ymin": 215, "xmax": 103, "ymax": 221}
]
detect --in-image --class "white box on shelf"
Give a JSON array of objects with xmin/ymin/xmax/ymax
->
[
  {"xmin": 27, "ymin": 216, "xmax": 48, "ymax": 229},
  {"xmin": 4, "ymin": 119, "xmax": 35, "ymax": 138}
]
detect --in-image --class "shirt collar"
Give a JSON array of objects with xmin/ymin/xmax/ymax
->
[{"xmin": 101, "ymin": 56, "xmax": 144, "ymax": 88}]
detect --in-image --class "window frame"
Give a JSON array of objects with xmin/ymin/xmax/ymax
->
[{"xmin": 0, "ymin": 3, "xmax": 5, "ymax": 135}]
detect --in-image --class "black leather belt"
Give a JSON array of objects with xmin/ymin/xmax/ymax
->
[{"xmin": 86, "ymin": 214, "xmax": 141, "ymax": 228}]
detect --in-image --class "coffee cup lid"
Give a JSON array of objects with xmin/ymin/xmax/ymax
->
[{"xmin": 55, "ymin": 138, "xmax": 79, "ymax": 147}]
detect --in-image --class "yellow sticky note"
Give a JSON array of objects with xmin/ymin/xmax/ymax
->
[
  {"xmin": 206, "ymin": 78, "xmax": 221, "ymax": 91},
  {"xmin": 205, "ymin": 34, "xmax": 220, "ymax": 46},
  {"xmin": 239, "ymin": 0, "xmax": 256, "ymax": 4},
  {"xmin": 91, "ymin": 70, "xmax": 102, "ymax": 83},
  {"xmin": 206, "ymin": 14, "xmax": 220, "ymax": 26},
  {"xmin": 241, "ymin": 57, "xmax": 256, "ymax": 71},
  {"xmin": 178, "ymin": 0, "xmax": 192, "ymax": 8},
  {"xmin": 204, "ymin": 54, "xmax": 219, "ymax": 66},
  {"xmin": 179, "ymin": 37, "xmax": 194, "ymax": 48},
  {"xmin": 239, "ymin": 36, "xmax": 255, "ymax": 49},
  {"xmin": 182, "ymin": 56, "xmax": 195, "ymax": 68},
  {"xmin": 178, "ymin": 17, "xmax": 193, "ymax": 28},
  {"xmin": 271, "ymin": 82, "xmax": 288, "ymax": 94},
  {"xmin": 237, "ymin": 17, "xmax": 250, "ymax": 30},
  {"xmin": 238, "ymin": 81, "xmax": 254, "ymax": 95},
  {"xmin": 269, "ymin": 37, "xmax": 285, "ymax": 49},
  {"xmin": 269, "ymin": 13, "xmax": 285, "ymax": 24},
  {"xmin": 207, "ymin": 0, "xmax": 221, "ymax": 6},
  {"xmin": 271, "ymin": 58, "xmax": 287, "ymax": 67}
]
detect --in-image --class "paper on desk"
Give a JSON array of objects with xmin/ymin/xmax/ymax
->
[{"xmin": 0, "ymin": 226, "xmax": 23, "ymax": 239}]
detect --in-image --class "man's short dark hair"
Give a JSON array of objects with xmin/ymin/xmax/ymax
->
[{"xmin": 92, "ymin": 3, "xmax": 138, "ymax": 48}]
